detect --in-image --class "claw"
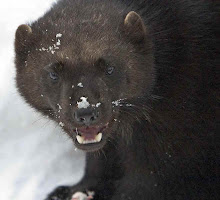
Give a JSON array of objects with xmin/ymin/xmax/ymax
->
[
  {"xmin": 71, "ymin": 192, "xmax": 89, "ymax": 200},
  {"xmin": 71, "ymin": 191, "xmax": 95, "ymax": 200}
]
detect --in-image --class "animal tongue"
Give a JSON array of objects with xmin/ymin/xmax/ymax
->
[{"xmin": 78, "ymin": 126, "xmax": 101, "ymax": 140}]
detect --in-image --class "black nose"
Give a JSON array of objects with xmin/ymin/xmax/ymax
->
[{"xmin": 74, "ymin": 108, "xmax": 99, "ymax": 126}]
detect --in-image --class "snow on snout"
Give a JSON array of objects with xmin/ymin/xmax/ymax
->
[
  {"xmin": 77, "ymin": 97, "xmax": 90, "ymax": 109},
  {"xmin": 76, "ymin": 97, "xmax": 102, "ymax": 109},
  {"xmin": 77, "ymin": 82, "xmax": 83, "ymax": 88}
]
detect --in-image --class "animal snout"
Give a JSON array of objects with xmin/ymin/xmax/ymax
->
[{"xmin": 74, "ymin": 108, "xmax": 99, "ymax": 126}]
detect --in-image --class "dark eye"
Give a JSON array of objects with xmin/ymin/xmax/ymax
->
[
  {"xmin": 106, "ymin": 66, "xmax": 114, "ymax": 75},
  {"xmin": 49, "ymin": 72, "xmax": 59, "ymax": 80}
]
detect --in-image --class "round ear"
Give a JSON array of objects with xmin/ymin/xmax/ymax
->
[
  {"xmin": 15, "ymin": 25, "xmax": 33, "ymax": 67},
  {"xmin": 124, "ymin": 11, "xmax": 147, "ymax": 43},
  {"xmin": 15, "ymin": 24, "xmax": 32, "ymax": 55}
]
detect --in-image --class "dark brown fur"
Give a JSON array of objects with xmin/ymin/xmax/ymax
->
[{"xmin": 15, "ymin": 0, "xmax": 219, "ymax": 199}]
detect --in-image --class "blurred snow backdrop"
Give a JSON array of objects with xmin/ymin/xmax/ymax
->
[{"xmin": 0, "ymin": 0, "xmax": 85, "ymax": 199}]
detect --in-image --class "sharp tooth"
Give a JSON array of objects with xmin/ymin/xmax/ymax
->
[
  {"xmin": 76, "ymin": 135, "xmax": 84, "ymax": 144},
  {"xmin": 95, "ymin": 133, "xmax": 102, "ymax": 142}
]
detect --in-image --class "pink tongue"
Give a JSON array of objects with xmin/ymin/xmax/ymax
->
[{"xmin": 78, "ymin": 127, "xmax": 100, "ymax": 140}]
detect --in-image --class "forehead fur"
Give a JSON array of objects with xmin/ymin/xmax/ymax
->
[
  {"xmin": 22, "ymin": 0, "xmax": 154, "ymax": 95},
  {"xmin": 29, "ymin": 0, "xmax": 135, "ymax": 66}
]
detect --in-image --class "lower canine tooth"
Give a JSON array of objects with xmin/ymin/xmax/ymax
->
[
  {"xmin": 76, "ymin": 135, "xmax": 84, "ymax": 144},
  {"xmin": 95, "ymin": 133, "xmax": 102, "ymax": 142}
]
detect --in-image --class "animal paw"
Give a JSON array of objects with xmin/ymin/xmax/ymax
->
[
  {"xmin": 46, "ymin": 186, "xmax": 72, "ymax": 200},
  {"xmin": 71, "ymin": 191, "xmax": 95, "ymax": 200}
]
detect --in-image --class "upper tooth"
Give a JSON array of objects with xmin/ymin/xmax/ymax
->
[
  {"xmin": 76, "ymin": 135, "xmax": 84, "ymax": 144},
  {"xmin": 95, "ymin": 133, "xmax": 102, "ymax": 142}
]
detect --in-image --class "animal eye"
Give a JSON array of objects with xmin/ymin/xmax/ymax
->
[
  {"xmin": 106, "ymin": 66, "xmax": 114, "ymax": 75},
  {"xmin": 49, "ymin": 72, "xmax": 59, "ymax": 80}
]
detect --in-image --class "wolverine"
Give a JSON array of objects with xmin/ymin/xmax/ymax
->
[{"xmin": 15, "ymin": 0, "xmax": 219, "ymax": 199}]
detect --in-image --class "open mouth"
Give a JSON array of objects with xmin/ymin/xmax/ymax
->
[
  {"xmin": 74, "ymin": 124, "xmax": 108, "ymax": 151},
  {"xmin": 76, "ymin": 132, "xmax": 103, "ymax": 144}
]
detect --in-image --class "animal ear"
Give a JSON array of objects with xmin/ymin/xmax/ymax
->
[
  {"xmin": 15, "ymin": 25, "xmax": 33, "ymax": 67},
  {"xmin": 124, "ymin": 11, "xmax": 147, "ymax": 43},
  {"xmin": 15, "ymin": 24, "xmax": 32, "ymax": 55}
]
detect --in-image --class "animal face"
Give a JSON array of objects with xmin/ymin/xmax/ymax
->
[{"xmin": 15, "ymin": 8, "xmax": 155, "ymax": 151}]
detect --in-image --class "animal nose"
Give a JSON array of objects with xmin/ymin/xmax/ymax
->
[{"xmin": 74, "ymin": 108, "xmax": 99, "ymax": 126}]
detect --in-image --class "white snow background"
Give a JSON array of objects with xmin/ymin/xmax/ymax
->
[{"xmin": 0, "ymin": 0, "xmax": 85, "ymax": 199}]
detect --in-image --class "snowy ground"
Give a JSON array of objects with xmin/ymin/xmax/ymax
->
[{"xmin": 0, "ymin": 0, "xmax": 85, "ymax": 199}]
